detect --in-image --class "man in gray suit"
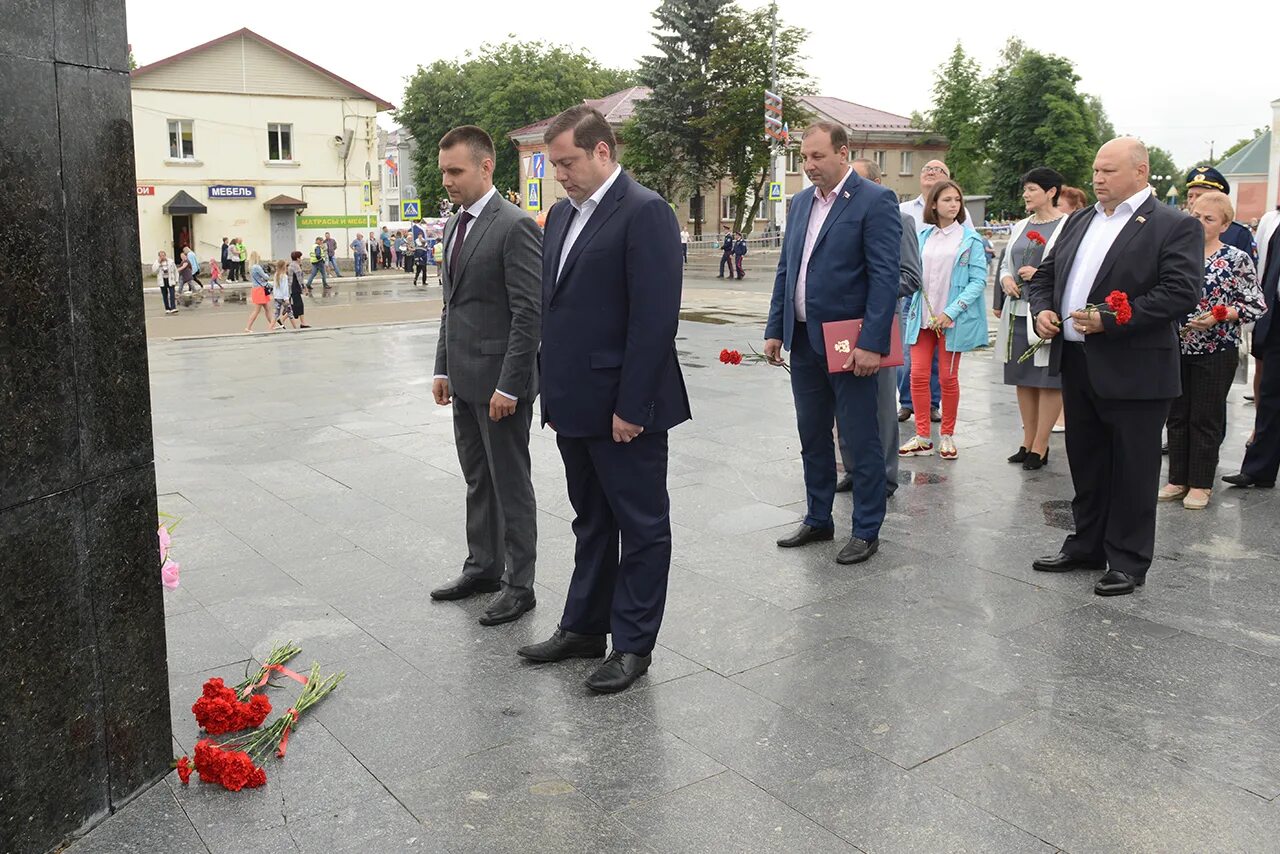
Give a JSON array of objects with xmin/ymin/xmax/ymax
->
[
  {"xmin": 836, "ymin": 158, "xmax": 923, "ymax": 498},
  {"xmin": 429, "ymin": 125, "xmax": 542, "ymax": 626}
]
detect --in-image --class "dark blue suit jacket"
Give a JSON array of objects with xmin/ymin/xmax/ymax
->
[
  {"xmin": 766, "ymin": 169, "xmax": 901, "ymax": 356},
  {"xmin": 540, "ymin": 170, "xmax": 692, "ymax": 438}
]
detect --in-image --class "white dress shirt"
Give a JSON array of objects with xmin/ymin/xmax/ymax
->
[
  {"xmin": 794, "ymin": 167, "xmax": 853, "ymax": 322},
  {"xmin": 900, "ymin": 196, "xmax": 927, "ymax": 234},
  {"xmin": 920, "ymin": 221, "xmax": 964, "ymax": 327},
  {"xmin": 1061, "ymin": 186, "xmax": 1152, "ymax": 342},
  {"xmin": 436, "ymin": 184, "xmax": 515, "ymax": 400},
  {"xmin": 558, "ymin": 165, "xmax": 623, "ymax": 280}
]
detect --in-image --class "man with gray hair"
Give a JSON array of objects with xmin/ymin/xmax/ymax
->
[
  {"xmin": 835, "ymin": 158, "xmax": 922, "ymax": 496},
  {"xmin": 429, "ymin": 125, "xmax": 543, "ymax": 626}
]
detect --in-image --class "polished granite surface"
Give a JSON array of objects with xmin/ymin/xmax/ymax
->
[{"xmin": 64, "ymin": 319, "xmax": 1280, "ymax": 854}]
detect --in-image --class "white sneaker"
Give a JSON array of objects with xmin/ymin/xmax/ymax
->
[
  {"xmin": 899, "ymin": 436, "xmax": 934, "ymax": 456},
  {"xmin": 939, "ymin": 435, "xmax": 958, "ymax": 460}
]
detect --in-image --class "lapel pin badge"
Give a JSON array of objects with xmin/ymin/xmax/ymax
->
[
  {"xmin": 842, "ymin": 191, "xmax": 850, "ymax": 199},
  {"xmin": 1136, "ymin": 215, "xmax": 1146, "ymax": 223}
]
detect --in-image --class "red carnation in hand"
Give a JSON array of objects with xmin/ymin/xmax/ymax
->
[
  {"xmin": 728, "ymin": 349, "xmax": 743, "ymax": 365},
  {"xmin": 1026, "ymin": 230, "xmax": 1046, "ymax": 245},
  {"xmin": 1212, "ymin": 304, "xmax": 1229, "ymax": 322},
  {"xmin": 1105, "ymin": 290, "xmax": 1133, "ymax": 325},
  {"xmin": 719, "ymin": 348, "xmax": 732, "ymax": 364},
  {"xmin": 176, "ymin": 756, "xmax": 192, "ymax": 785}
]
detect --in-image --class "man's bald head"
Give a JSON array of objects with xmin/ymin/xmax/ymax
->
[{"xmin": 1092, "ymin": 137, "xmax": 1150, "ymax": 213}]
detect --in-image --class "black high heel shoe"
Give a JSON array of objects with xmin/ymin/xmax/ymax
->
[{"xmin": 1008, "ymin": 447, "xmax": 1028, "ymax": 463}]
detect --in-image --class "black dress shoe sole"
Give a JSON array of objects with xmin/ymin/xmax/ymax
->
[
  {"xmin": 1094, "ymin": 584, "xmax": 1137, "ymax": 597},
  {"xmin": 517, "ymin": 645, "xmax": 606, "ymax": 663},
  {"xmin": 586, "ymin": 674, "xmax": 647, "ymax": 694},
  {"xmin": 1223, "ymin": 479, "xmax": 1276, "ymax": 488},
  {"xmin": 478, "ymin": 600, "xmax": 535, "ymax": 626},
  {"xmin": 777, "ymin": 529, "xmax": 835, "ymax": 548},
  {"xmin": 430, "ymin": 580, "xmax": 502, "ymax": 601}
]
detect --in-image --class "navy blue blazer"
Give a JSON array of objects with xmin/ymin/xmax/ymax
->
[
  {"xmin": 539, "ymin": 170, "xmax": 692, "ymax": 438},
  {"xmin": 765, "ymin": 169, "xmax": 902, "ymax": 357}
]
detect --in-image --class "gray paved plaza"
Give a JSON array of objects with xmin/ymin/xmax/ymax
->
[{"xmin": 67, "ymin": 310, "xmax": 1280, "ymax": 854}]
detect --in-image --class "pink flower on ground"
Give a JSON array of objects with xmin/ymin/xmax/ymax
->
[
  {"xmin": 158, "ymin": 525, "xmax": 172, "ymax": 559},
  {"xmin": 161, "ymin": 558, "xmax": 181, "ymax": 589}
]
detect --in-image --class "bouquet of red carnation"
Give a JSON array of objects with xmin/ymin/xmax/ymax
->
[
  {"xmin": 191, "ymin": 641, "xmax": 303, "ymax": 734},
  {"xmin": 1020, "ymin": 230, "xmax": 1047, "ymax": 268},
  {"xmin": 719, "ymin": 348, "xmax": 743, "ymax": 365},
  {"xmin": 176, "ymin": 663, "xmax": 345, "ymax": 792},
  {"xmin": 718, "ymin": 344, "xmax": 790, "ymax": 373},
  {"xmin": 1018, "ymin": 290, "xmax": 1132, "ymax": 364}
]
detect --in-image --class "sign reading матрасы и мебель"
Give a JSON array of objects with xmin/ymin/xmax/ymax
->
[{"xmin": 208, "ymin": 185, "xmax": 256, "ymax": 198}]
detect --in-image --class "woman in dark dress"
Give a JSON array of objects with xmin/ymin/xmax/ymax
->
[{"xmin": 995, "ymin": 167, "xmax": 1068, "ymax": 470}]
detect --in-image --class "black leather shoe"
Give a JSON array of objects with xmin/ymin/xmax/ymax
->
[
  {"xmin": 897, "ymin": 407, "xmax": 912, "ymax": 423},
  {"xmin": 930, "ymin": 407, "xmax": 942, "ymax": 423},
  {"xmin": 836, "ymin": 536, "xmax": 879, "ymax": 565},
  {"xmin": 517, "ymin": 628, "xmax": 607, "ymax": 662},
  {"xmin": 478, "ymin": 589, "xmax": 535, "ymax": 626},
  {"xmin": 585, "ymin": 651, "xmax": 651, "ymax": 693},
  {"xmin": 1094, "ymin": 569, "xmax": 1144, "ymax": 596},
  {"xmin": 1032, "ymin": 552, "xmax": 1105, "ymax": 573},
  {"xmin": 1008, "ymin": 446, "xmax": 1028, "ymax": 463},
  {"xmin": 835, "ymin": 474, "xmax": 853, "ymax": 493},
  {"xmin": 1222, "ymin": 472, "xmax": 1276, "ymax": 488},
  {"xmin": 776, "ymin": 524, "xmax": 835, "ymax": 548},
  {"xmin": 1022, "ymin": 452, "xmax": 1045, "ymax": 471},
  {"xmin": 430, "ymin": 575, "xmax": 502, "ymax": 601}
]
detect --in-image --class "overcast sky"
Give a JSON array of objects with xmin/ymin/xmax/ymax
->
[{"xmin": 126, "ymin": 0, "xmax": 1276, "ymax": 169}]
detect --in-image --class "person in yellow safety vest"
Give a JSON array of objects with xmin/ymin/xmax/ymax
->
[
  {"xmin": 432, "ymin": 239, "xmax": 444, "ymax": 267},
  {"xmin": 304, "ymin": 236, "xmax": 329, "ymax": 294}
]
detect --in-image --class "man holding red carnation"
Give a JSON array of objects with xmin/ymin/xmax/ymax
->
[{"xmin": 1027, "ymin": 137, "xmax": 1202, "ymax": 596}]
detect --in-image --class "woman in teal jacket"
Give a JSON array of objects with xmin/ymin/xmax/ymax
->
[{"xmin": 899, "ymin": 180, "xmax": 988, "ymax": 460}]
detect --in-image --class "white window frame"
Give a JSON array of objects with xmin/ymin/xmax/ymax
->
[
  {"xmin": 874, "ymin": 150, "xmax": 886, "ymax": 172},
  {"xmin": 786, "ymin": 149, "xmax": 801, "ymax": 174},
  {"xmin": 721, "ymin": 194, "xmax": 733, "ymax": 222},
  {"xmin": 267, "ymin": 123, "xmax": 293, "ymax": 162},
  {"xmin": 167, "ymin": 119, "xmax": 194, "ymax": 160},
  {"xmin": 900, "ymin": 151, "xmax": 913, "ymax": 176},
  {"xmin": 386, "ymin": 158, "xmax": 399, "ymax": 190}
]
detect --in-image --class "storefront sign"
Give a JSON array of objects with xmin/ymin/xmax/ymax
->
[
  {"xmin": 208, "ymin": 185, "xmax": 256, "ymax": 199},
  {"xmin": 136, "ymin": 185, "xmax": 155, "ymax": 196},
  {"xmin": 296, "ymin": 215, "xmax": 375, "ymax": 228}
]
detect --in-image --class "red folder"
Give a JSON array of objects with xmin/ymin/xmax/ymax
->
[{"xmin": 821, "ymin": 318, "xmax": 904, "ymax": 372}]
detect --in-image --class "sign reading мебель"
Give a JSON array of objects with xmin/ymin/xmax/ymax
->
[
  {"xmin": 208, "ymin": 185, "xmax": 256, "ymax": 199},
  {"xmin": 296, "ymin": 215, "xmax": 377, "ymax": 228}
]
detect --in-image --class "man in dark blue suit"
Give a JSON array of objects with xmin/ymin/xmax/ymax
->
[
  {"xmin": 517, "ymin": 105, "xmax": 691, "ymax": 693},
  {"xmin": 764, "ymin": 122, "xmax": 901, "ymax": 564}
]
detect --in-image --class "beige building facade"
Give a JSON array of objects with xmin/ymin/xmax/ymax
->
[
  {"xmin": 510, "ymin": 88, "xmax": 947, "ymax": 237},
  {"xmin": 131, "ymin": 29, "xmax": 392, "ymax": 268}
]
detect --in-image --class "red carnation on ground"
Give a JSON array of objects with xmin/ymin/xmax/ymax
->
[
  {"xmin": 192, "ymin": 678, "xmax": 273, "ymax": 735},
  {"xmin": 191, "ymin": 738, "xmax": 267, "ymax": 792},
  {"xmin": 176, "ymin": 756, "xmax": 192, "ymax": 785},
  {"xmin": 1212, "ymin": 305, "xmax": 1229, "ymax": 322}
]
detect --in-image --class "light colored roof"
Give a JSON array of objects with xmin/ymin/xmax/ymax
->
[
  {"xmin": 132, "ymin": 28, "xmax": 393, "ymax": 110},
  {"xmin": 1218, "ymin": 129, "xmax": 1271, "ymax": 176},
  {"xmin": 509, "ymin": 86, "xmax": 651, "ymax": 138},
  {"xmin": 799, "ymin": 96, "xmax": 915, "ymax": 130}
]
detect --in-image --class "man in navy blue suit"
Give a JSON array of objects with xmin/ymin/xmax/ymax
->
[
  {"xmin": 517, "ymin": 105, "xmax": 691, "ymax": 694},
  {"xmin": 764, "ymin": 122, "xmax": 901, "ymax": 565}
]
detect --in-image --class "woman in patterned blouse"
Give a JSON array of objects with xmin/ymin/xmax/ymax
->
[{"xmin": 1160, "ymin": 191, "xmax": 1265, "ymax": 509}]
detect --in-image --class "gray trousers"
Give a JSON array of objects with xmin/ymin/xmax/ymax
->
[
  {"xmin": 840, "ymin": 365, "xmax": 900, "ymax": 495},
  {"xmin": 453, "ymin": 394, "xmax": 537, "ymax": 592}
]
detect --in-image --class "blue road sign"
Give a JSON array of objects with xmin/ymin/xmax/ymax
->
[
  {"xmin": 400, "ymin": 199, "xmax": 421, "ymax": 220},
  {"xmin": 531, "ymin": 152, "xmax": 545, "ymax": 179}
]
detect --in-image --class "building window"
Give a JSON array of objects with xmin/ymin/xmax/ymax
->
[
  {"xmin": 386, "ymin": 159, "xmax": 399, "ymax": 190},
  {"xmin": 874, "ymin": 150, "xmax": 886, "ymax": 171},
  {"xmin": 167, "ymin": 119, "xmax": 194, "ymax": 159},
  {"xmin": 900, "ymin": 151, "xmax": 912, "ymax": 175},
  {"xmin": 721, "ymin": 194, "xmax": 733, "ymax": 222},
  {"xmin": 786, "ymin": 149, "xmax": 801, "ymax": 174},
  {"xmin": 267, "ymin": 123, "xmax": 293, "ymax": 161}
]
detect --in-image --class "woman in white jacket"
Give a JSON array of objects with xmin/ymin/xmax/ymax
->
[
  {"xmin": 995, "ymin": 167, "xmax": 1068, "ymax": 470},
  {"xmin": 152, "ymin": 250, "xmax": 179, "ymax": 314}
]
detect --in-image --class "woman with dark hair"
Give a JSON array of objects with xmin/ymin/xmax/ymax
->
[
  {"xmin": 288, "ymin": 250, "xmax": 310, "ymax": 329},
  {"xmin": 996, "ymin": 167, "xmax": 1069, "ymax": 469}
]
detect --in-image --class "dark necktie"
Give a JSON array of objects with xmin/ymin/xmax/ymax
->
[{"xmin": 449, "ymin": 211, "xmax": 473, "ymax": 275}]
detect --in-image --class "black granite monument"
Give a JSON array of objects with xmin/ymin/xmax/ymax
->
[{"xmin": 1, "ymin": 3, "xmax": 173, "ymax": 852}]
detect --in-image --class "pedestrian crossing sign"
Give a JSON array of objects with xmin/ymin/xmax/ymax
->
[
  {"xmin": 525, "ymin": 179, "xmax": 541, "ymax": 212},
  {"xmin": 769, "ymin": 182, "xmax": 783, "ymax": 201},
  {"xmin": 400, "ymin": 199, "xmax": 421, "ymax": 220}
]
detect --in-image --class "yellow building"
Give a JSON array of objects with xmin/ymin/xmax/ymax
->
[{"xmin": 131, "ymin": 28, "xmax": 392, "ymax": 268}]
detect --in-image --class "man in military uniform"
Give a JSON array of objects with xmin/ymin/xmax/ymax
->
[{"xmin": 1185, "ymin": 166, "xmax": 1257, "ymax": 262}]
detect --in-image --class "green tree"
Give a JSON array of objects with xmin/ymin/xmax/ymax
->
[
  {"xmin": 1083, "ymin": 95, "xmax": 1115, "ymax": 143},
  {"xmin": 1147, "ymin": 145, "xmax": 1181, "ymax": 202},
  {"xmin": 984, "ymin": 45, "xmax": 1103, "ymax": 217},
  {"xmin": 924, "ymin": 43, "xmax": 987, "ymax": 193},
  {"xmin": 630, "ymin": 0, "xmax": 730, "ymax": 237},
  {"xmin": 398, "ymin": 42, "xmax": 632, "ymax": 211},
  {"xmin": 703, "ymin": 4, "xmax": 812, "ymax": 234},
  {"xmin": 128, "ymin": 48, "xmax": 137, "ymax": 71}
]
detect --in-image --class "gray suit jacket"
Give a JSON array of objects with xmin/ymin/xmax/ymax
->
[{"xmin": 434, "ymin": 195, "xmax": 542, "ymax": 402}]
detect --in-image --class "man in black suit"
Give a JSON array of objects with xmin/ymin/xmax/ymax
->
[
  {"xmin": 517, "ymin": 105, "xmax": 690, "ymax": 693},
  {"xmin": 1027, "ymin": 138, "xmax": 1202, "ymax": 596},
  {"xmin": 1223, "ymin": 223, "xmax": 1280, "ymax": 488}
]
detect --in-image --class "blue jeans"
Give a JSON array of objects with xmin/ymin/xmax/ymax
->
[
  {"xmin": 327, "ymin": 253, "xmax": 342, "ymax": 276},
  {"xmin": 898, "ymin": 299, "xmax": 940, "ymax": 409},
  {"xmin": 305, "ymin": 263, "xmax": 328, "ymax": 288},
  {"xmin": 353, "ymin": 254, "xmax": 365, "ymax": 276}
]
